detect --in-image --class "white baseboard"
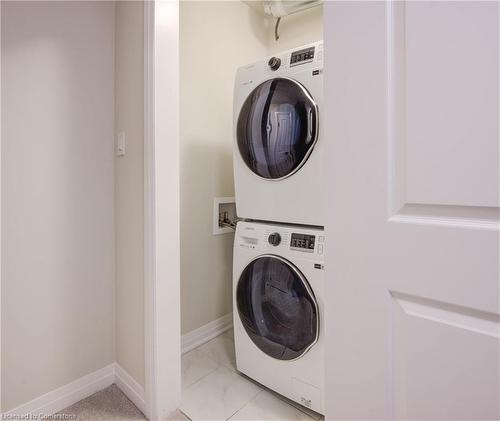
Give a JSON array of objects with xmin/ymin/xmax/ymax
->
[
  {"xmin": 182, "ymin": 312, "xmax": 233, "ymax": 354},
  {"xmin": 2, "ymin": 364, "xmax": 146, "ymax": 420},
  {"xmin": 3, "ymin": 364, "xmax": 115, "ymax": 418},
  {"xmin": 1, "ymin": 317, "xmax": 231, "ymax": 419},
  {"xmin": 114, "ymin": 363, "xmax": 146, "ymax": 416}
]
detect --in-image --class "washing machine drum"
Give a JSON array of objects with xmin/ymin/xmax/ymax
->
[
  {"xmin": 236, "ymin": 255, "xmax": 319, "ymax": 360},
  {"xmin": 237, "ymin": 78, "xmax": 318, "ymax": 180}
]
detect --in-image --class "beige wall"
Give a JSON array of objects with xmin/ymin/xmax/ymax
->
[
  {"xmin": 1, "ymin": 1, "xmax": 116, "ymax": 411},
  {"xmin": 114, "ymin": 2, "xmax": 145, "ymax": 387},
  {"xmin": 180, "ymin": 1, "xmax": 268, "ymax": 334},
  {"xmin": 179, "ymin": 2, "xmax": 323, "ymax": 334}
]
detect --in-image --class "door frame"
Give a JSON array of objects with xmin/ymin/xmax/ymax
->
[
  {"xmin": 0, "ymin": 2, "xmax": 3, "ymax": 413},
  {"xmin": 143, "ymin": 1, "xmax": 181, "ymax": 420}
]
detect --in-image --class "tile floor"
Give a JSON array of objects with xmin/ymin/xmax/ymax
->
[{"xmin": 180, "ymin": 330, "xmax": 324, "ymax": 421}]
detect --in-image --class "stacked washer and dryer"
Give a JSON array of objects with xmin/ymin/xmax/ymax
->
[{"xmin": 232, "ymin": 41, "xmax": 326, "ymax": 414}]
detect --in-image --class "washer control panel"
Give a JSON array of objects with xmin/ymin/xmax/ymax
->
[
  {"xmin": 290, "ymin": 233, "xmax": 315, "ymax": 253},
  {"xmin": 236, "ymin": 222, "xmax": 325, "ymax": 258}
]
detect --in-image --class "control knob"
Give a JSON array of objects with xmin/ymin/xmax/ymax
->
[
  {"xmin": 268, "ymin": 232, "xmax": 281, "ymax": 246},
  {"xmin": 268, "ymin": 56, "xmax": 281, "ymax": 71}
]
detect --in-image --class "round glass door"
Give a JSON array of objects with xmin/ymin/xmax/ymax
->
[
  {"xmin": 237, "ymin": 78, "xmax": 318, "ymax": 180},
  {"xmin": 236, "ymin": 255, "xmax": 318, "ymax": 360}
]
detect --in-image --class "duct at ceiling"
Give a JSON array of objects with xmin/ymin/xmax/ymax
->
[{"xmin": 243, "ymin": 0, "xmax": 323, "ymax": 18}]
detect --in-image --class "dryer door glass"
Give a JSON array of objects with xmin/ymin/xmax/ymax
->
[
  {"xmin": 236, "ymin": 255, "xmax": 318, "ymax": 360},
  {"xmin": 237, "ymin": 78, "xmax": 318, "ymax": 180}
]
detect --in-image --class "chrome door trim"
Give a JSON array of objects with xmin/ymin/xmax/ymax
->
[
  {"xmin": 236, "ymin": 253, "xmax": 320, "ymax": 361},
  {"xmin": 236, "ymin": 77, "xmax": 320, "ymax": 181}
]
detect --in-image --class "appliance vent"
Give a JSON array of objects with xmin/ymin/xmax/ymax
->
[{"xmin": 244, "ymin": 0, "xmax": 323, "ymax": 18}]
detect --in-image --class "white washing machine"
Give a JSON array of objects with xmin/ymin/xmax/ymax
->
[
  {"xmin": 233, "ymin": 221, "xmax": 325, "ymax": 414},
  {"xmin": 233, "ymin": 41, "xmax": 324, "ymax": 227}
]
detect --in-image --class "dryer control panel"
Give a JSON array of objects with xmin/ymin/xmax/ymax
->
[
  {"xmin": 236, "ymin": 41, "xmax": 323, "ymax": 83},
  {"xmin": 290, "ymin": 46, "xmax": 315, "ymax": 67}
]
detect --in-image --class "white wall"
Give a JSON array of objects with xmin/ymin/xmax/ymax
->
[
  {"xmin": 115, "ymin": 1, "xmax": 145, "ymax": 389},
  {"xmin": 179, "ymin": 2, "xmax": 322, "ymax": 334},
  {"xmin": 1, "ymin": 1, "xmax": 115, "ymax": 411}
]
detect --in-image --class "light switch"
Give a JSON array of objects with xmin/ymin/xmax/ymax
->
[{"xmin": 116, "ymin": 131, "xmax": 126, "ymax": 157}]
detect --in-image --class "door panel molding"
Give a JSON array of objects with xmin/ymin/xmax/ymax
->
[
  {"xmin": 389, "ymin": 204, "xmax": 500, "ymax": 230},
  {"xmin": 391, "ymin": 291, "xmax": 500, "ymax": 338},
  {"xmin": 386, "ymin": 1, "xmax": 499, "ymax": 230},
  {"xmin": 391, "ymin": 290, "xmax": 499, "ymax": 420}
]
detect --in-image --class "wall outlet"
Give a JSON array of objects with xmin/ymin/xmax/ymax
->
[{"xmin": 213, "ymin": 197, "xmax": 236, "ymax": 235}]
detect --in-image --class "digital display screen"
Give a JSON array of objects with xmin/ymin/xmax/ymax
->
[
  {"xmin": 290, "ymin": 233, "xmax": 315, "ymax": 252},
  {"xmin": 290, "ymin": 47, "xmax": 315, "ymax": 67}
]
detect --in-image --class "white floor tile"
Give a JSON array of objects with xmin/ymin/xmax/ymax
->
[
  {"xmin": 165, "ymin": 409, "xmax": 191, "ymax": 421},
  {"xmin": 196, "ymin": 331, "xmax": 236, "ymax": 370},
  {"xmin": 182, "ymin": 348, "xmax": 219, "ymax": 390},
  {"xmin": 180, "ymin": 365, "xmax": 261, "ymax": 421},
  {"xmin": 229, "ymin": 389, "xmax": 317, "ymax": 421}
]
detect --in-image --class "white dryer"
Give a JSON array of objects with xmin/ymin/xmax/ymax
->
[
  {"xmin": 233, "ymin": 41, "xmax": 324, "ymax": 226},
  {"xmin": 233, "ymin": 221, "xmax": 325, "ymax": 414}
]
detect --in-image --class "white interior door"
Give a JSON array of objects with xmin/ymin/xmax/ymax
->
[{"xmin": 325, "ymin": 1, "xmax": 499, "ymax": 419}]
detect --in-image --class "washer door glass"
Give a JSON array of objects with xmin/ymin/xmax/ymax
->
[
  {"xmin": 236, "ymin": 255, "xmax": 318, "ymax": 360},
  {"xmin": 237, "ymin": 78, "xmax": 318, "ymax": 180}
]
